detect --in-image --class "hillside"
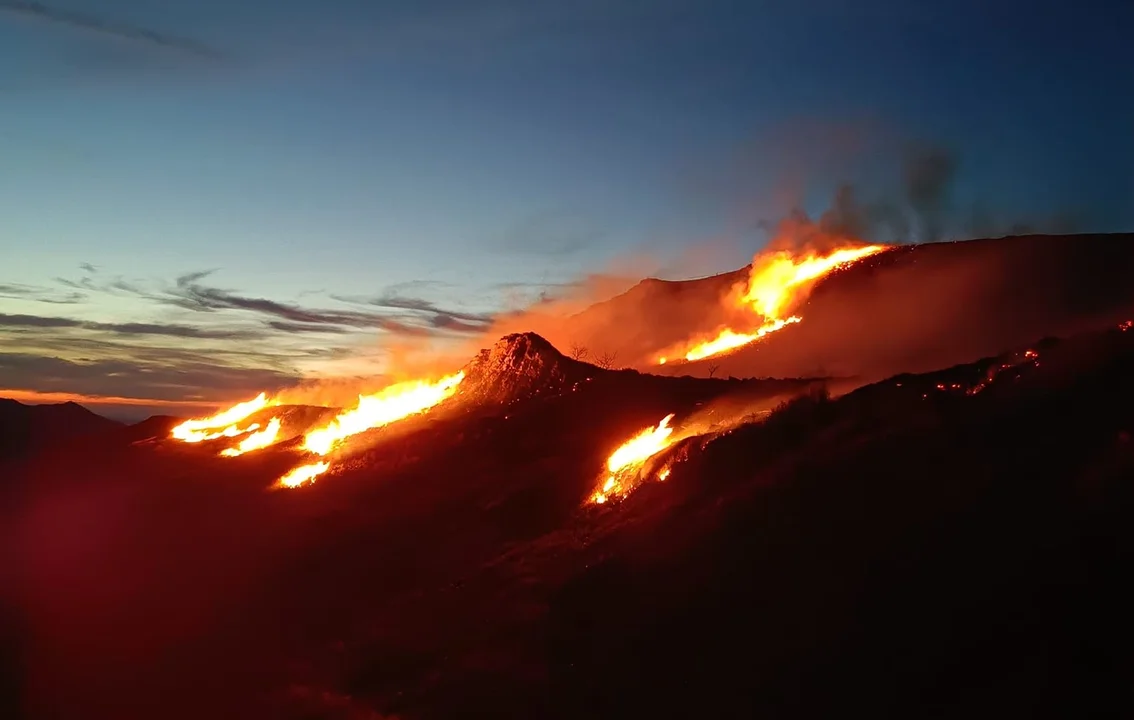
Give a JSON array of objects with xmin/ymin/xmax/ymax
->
[
  {"xmin": 0, "ymin": 399, "xmax": 122, "ymax": 465},
  {"xmin": 562, "ymin": 233, "xmax": 1134, "ymax": 381},
  {"xmin": 4, "ymin": 320, "xmax": 1132, "ymax": 719}
]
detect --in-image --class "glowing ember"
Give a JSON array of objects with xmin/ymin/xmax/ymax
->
[
  {"xmin": 965, "ymin": 348, "xmax": 1040, "ymax": 396},
  {"xmin": 278, "ymin": 461, "xmax": 329, "ymax": 488},
  {"xmin": 301, "ymin": 372, "xmax": 465, "ymax": 456},
  {"xmin": 171, "ymin": 393, "xmax": 274, "ymax": 443},
  {"xmin": 591, "ymin": 413, "xmax": 677, "ymax": 504},
  {"xmin": 660, "ymin": 243, "xmax": 888, "ymax": 363},
  {"xmin": 220, "ymin": 417, "xmax": 282, "ymax": 457}
]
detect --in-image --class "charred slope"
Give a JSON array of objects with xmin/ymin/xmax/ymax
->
[
  {"xmin": 8, "ymin": 325, "xmax": 1132, "ymax": 719},
  {"xmin": 548, "ymin": 319, "xmax": 1134, "ymax": 720},
  {"xmin": 568, "ymin": 232, "xmax": 1134, "ymax": 380},
  {"xmin": 0, "ymin": 398, "xmax": 121, "ymax": 464}
]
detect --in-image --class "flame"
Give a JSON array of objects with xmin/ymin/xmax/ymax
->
[
  {"xmin": 171, "ymin": 393, "xmax": 275, "ymax": 443},
  {"xmin": 220, "ymin": 417, "xmax": 282, "ymax": 457},
  {"xmin": 660, "ymin": 243, "xmax": 888, "ymax": 363},
  {"xmin": 591, "ymin": 413, "xmax": 677, "ymax": 504},
  {"xmin": 301, "ymin": 371, "xmax": 465, "ymax": 456},
  {"xmin": 278, "ymin": 461, "xmax": 329, "ymax": 488},
  {"xmin": 274, "ymin": 371, "xmax": 465, "ymax": 489}
]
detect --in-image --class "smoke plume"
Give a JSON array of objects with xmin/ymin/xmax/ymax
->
[{"xmin": 903, "ymin": 144, "xmax": 959, "ymax": 243}]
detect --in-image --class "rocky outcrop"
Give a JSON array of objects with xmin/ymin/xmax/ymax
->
[{"xmin": 460, "ymin": 332, "xmax": 595, "ymax": 405}]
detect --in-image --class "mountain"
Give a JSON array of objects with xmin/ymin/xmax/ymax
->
[
  {"xmin": 0, "ymin": 399, "xmax": 122, "ymax": 465},
  {"xmin": 562, "ymin": 233, "xmax": 1134, "ymax": 381},
  {"xmin": 5, "ymin": 320, "xmax": 1132, "ymax": 719}
]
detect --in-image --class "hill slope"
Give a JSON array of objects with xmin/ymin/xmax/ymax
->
[
  {"xmin": 5, "ymin": 323, "xmax": 1133, "ymax": 719},
  {"xmin": 563, "ymin": 233, "xmax": 1134, "ymax": 381},
  {"xmin": 0, "ymin": 399, "xmax": 122, "ymax": 465}
]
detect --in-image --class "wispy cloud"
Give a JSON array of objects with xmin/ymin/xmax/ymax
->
[
  {"xmin": 494, "ymin": 208, "xmax": 607, "ymax": 258},
  {"xmin": 0, "ymin": 282, "xmax": 87, "ymax": 305},
  {"xmin": 0, "ymin": 312, "xmax": 260, "ymax": 340},
  {"xmin": 162, "ymin": 270, "xmax": 436, "ymax": 336},
  {"xmin": 0, "ymin": 265, "xmax": 521, "ymax": 406},
  {"xmin": 0, "ymin": 350, "xmax": 297, "ymax": 404},
  {"xmin": 332, "ymin": 291, "xmax": 496, "ymax": 334},
  {"xmin": 0, "ymin": 1, "xmax": 226, "ymax": 61}
]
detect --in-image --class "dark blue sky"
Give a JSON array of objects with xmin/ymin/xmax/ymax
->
[{"xmin": 1, "ymin": 0, "xmax": 1130, "ymax": 408}]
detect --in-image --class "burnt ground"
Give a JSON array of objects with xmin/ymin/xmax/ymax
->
[{"xmin": 3, "ymin": 324, "xmax": 1134, "ymax": 719}]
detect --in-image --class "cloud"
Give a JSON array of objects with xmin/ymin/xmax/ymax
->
[
  {"xmin": 265, "ymin": 321, "xmax": 352, "ymax": 335},
  {"xmin": 0, "ymin": 1, "xmax": 226, "ymax": 61},
  {"xmin": 162, "ymin": 270, "xmax": 441, "ymax": 337},
  {"xmin": 334, "ymin": 292, "xmax": 496, "ymax": 334},
  {"xmin": 0, "ymin": 312, "xmax": 260, "ymax": 340},
  {"xmin": 0, "ymin": 265, "xmax": 525, "ymax": 406},
  {"xmin": 0, "ymin": 351, "xmax": 297, "ymax": 403},
  {"xmin": 493, "ymin": 209, "xmax": 607, "ymax": 258},
  {"xmin": 0, "ymin": 282, "xmax": 87, "ymax": 305}
]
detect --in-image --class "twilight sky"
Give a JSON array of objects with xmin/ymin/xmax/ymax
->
[{"xmin": 1, "ymin": 0, "xmax": 1130, "ymax": 417}]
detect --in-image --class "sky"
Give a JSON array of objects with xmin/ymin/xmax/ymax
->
[{"xmin": 1, "ymin": 0, "xmax": 1131, "ymax": 418}]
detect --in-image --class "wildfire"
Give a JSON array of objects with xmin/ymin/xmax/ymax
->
[
  {"xmin": 659, "ymin": 243, "xmax": 888, "ymax": 364},
  {"xmin": 301, "ymin": 372, "xmax": 465, "ymax": 456},
  {"xmin": 171, "ymin": 393, "xmax": 275, "ymax": 443},
  {"xmin": 220, "ymin": 417, "xmax": 282, "ymax": 457},
  {"xmin": 592, "ymin": 413, "xmax": 677, "ymax": 504},
  {"xmin": 275, "ymin": 371, "xmax": 466, "ymax": 489},
  {"xmin": 278, "ymin": 461, "xmax": 330, "ymax": 489}
]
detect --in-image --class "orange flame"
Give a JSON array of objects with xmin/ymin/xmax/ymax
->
[
  {"xmin": 275, "ymin": 371, "xmax": 465, "ymax": 489},
  {"xmin": 659, "ymin": 243, "xmax": 888, "ymax": 363},
  {"xmin": 278, "ymin": 461, "xmax": 329, "ymax": 488},
  {"xmin": 592, "ymin": 413, "xmax": 677, "ymax": 504},
  {"xmin": 220, "ymin": 417, "xmax": 282, "ymax": 457},
  {"xmin": 170, "ymin": 393, "xmax": 275, "ymax": 443},
  {"xmin": 301, "ymin": 372, "xmax": 465, "ymax": 456}
]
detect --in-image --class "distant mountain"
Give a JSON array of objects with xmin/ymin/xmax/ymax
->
[
  {"xmin": 0, "ymin": 398, "xmax": 122, "ymax": 464},
  {"xmin": 562, "ymin": 233, "xmax": 1134, "ymax": 382}
]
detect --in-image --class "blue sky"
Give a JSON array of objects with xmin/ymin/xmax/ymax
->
[{"xmin": 1, "ymin": 0, "xmax": 1130, "ymax": 413}]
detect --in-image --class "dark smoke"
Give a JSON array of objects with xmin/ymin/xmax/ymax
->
[{"xmin": 903, "ymin": 144, "xmax": 959, "ymax": 243}]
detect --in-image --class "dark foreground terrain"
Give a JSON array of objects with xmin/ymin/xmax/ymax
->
[{"xmin": 3, "ymin": 322, "xmax": 1133, "ymax": 719}]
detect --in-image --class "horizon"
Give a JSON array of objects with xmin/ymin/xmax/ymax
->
[{"xmin": 3, "ymin": 0, "xmax": 1131, "ymax": 416}]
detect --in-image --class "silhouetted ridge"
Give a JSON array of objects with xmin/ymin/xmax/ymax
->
[
  {"xmin": 462, "ymin": 332, "xmax": 594, "ymax": 405},
  {"xmin": 0, "ymin": 397, "xmax": 122, "ymax": 463}
]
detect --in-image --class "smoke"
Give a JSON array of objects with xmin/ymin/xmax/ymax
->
[
  {"xmin": 272, "ymin": 375, "xmax": 395, "ymax": 410},
  {"xmin": 271, "ymin": 135, "xmax": 1111, "ymax": 403},
  {"xmin": 903, "ymin": 144, "xmax": 958, "ymax": 243}
]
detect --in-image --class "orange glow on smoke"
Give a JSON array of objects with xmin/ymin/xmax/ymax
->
[
  {"xmin": 659, "ymin": 243, "xmax": 888, "ymax": 363},
  {"xmin": 591, "ymin": 413, "xmax": 677, "ymax": 504},
  {"xmin": 170, "ymin": 393, "xmax": 276, "ymax": 443}
]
